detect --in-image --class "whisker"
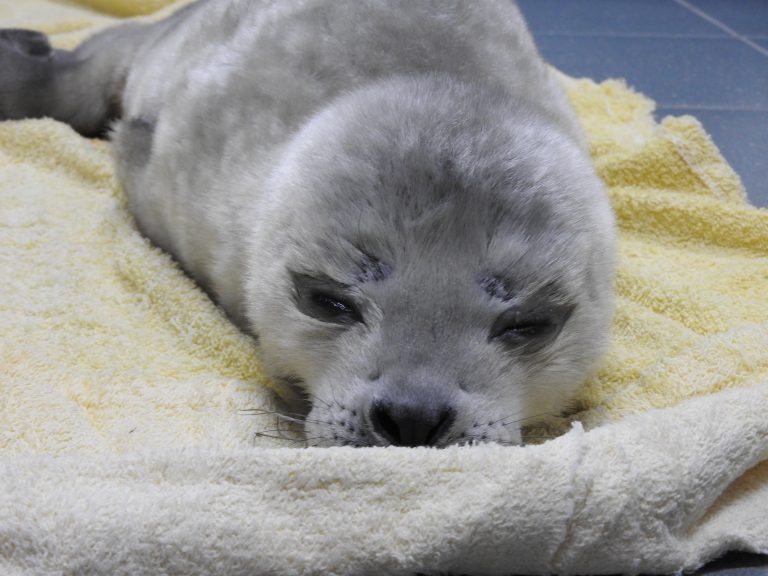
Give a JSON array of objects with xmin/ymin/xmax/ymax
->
[
  {"xmin": 300, "ymin": 389, "xmax": 334, "ymax": 410},
  {"xmin": 238, "ymin": 408, "xmax": 323, "ymax": 426},
  {"xmin": 253, "ymin": 432, "xmax": 290, "ymax": 440},
  {"xmin": 238, "ymin": 406, "xmax": 306, "ymax": 418},
  {"xmin": 326, "ymin": 382, "xmax": 342, "ymax": 409},
  {"xmin": 497, "ymin": 411, "xmax": 563, "ymax": 426},
  {"xmin": 253, "ymin": 431, "xmax": 304, "ymax": 442},
  {"xmin": 254, "ymin": 425, "xmax": 304, "ymax": 437},
  {"xmin": 238, "ymin": 407, "xmax": 339, "ymax": 428}
]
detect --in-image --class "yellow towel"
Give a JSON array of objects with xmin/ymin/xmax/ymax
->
[
  {"xmin": 561, "ymin": 75, "xmax": 768, "ymax": 424},
  {"xmin": 2, "ymin": 2, "xmax": 768, "ymax": 575}
]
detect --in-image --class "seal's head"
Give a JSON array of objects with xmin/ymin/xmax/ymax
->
[{"xmin": 245, "ymin": 75, "xmax": 616, "ymax": 447}]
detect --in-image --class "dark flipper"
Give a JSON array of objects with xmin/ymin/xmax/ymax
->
[
  {"xmin": 0, "ymin": 29, "xmax": 58, "ymax": 122},
  {"xmin": 0, "ymin": 27, "xmax": 130, "ymax": 137},
  {"xmin": 0, "ymin": 1, "xmax": 208, "ymax": 138}
]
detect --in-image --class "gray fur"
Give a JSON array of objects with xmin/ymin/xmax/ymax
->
[{"xmin": 0, "ymin": 0, "xmax": 617, "ymax": 447}]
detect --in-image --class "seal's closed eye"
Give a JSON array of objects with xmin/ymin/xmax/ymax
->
[
  {"xmin": 490, "ymin": 304, "xmax": 574, "ymax": 354},
  {"xmin": 291, "ymin": 272, "xmax": 364, "ymax": 325}
]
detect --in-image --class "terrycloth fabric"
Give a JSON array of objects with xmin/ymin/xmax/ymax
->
[{"xmin": 1, "ymin": 1, "xmax": 768, "ymax": 574}]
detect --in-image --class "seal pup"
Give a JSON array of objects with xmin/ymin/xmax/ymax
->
[{"xmin": 0, "ymin": 0, "xmax": 616, "ymax": 447}]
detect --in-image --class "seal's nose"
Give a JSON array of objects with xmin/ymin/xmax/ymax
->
[{"xmin": 369, "ymin": 399, "xmax": 455, "ymax": 447}]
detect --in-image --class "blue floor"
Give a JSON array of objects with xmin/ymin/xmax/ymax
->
[
  {"xmin": 515, "ymin": 2, "xmax": 768, "ymax": 575},
  {"xmin": 517, "ymin": 0, "xmax": 768, "ymax": 209}
]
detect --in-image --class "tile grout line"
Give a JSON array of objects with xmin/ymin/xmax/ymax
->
[
  {"xmin": 532, "ymin": 32, "xmax": 731, "ymax": 39},
  {"xmin": 657, "ymin": 104, "xmax": 768, "ymax": 113},
  {"xmin": 672, "ymin": 0, "xmax": 768, "ymax": 59}
]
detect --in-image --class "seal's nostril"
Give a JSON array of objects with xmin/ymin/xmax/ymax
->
[
  {"xmin": 427, "ymin": 408, "xmax": 456, "ymax": 446},
  {"xmin": 369, "ymin": 401, "xmax": 455, "ymax": 447},
  {"xmin": 370, "ymin": 403, "xmax": 401, "ymax": 445}
]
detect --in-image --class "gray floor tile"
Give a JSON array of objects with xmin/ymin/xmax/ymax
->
[
  {"xmin": 691, "ymin": 551, "xmax": 768, "ymax": 574},
  {"xmin": 685, "ymin": 0, "xmax": 768, "ymax": 39},
  {"xmin": 533, "ymin": 36, "xmax": 768, "ymax": 109},
  {"xmin": 516, "ymin": 0, "xmax": 726, "ymax": 36},
  {"xmin": 655, "ymin": 107, "xmax": 768, "ymax": 207}
]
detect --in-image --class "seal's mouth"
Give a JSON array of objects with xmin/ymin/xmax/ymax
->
[
  {"xmin": 240, "ymin": 397, "xmax": 536, "ymax": 448},
  {"xmin": 234, "ymin": 371, "xmax": 537, "ymax": 448}
]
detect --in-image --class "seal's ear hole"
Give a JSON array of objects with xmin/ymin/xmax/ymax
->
[{"xmin": 291, "ymin": 271, "xmax": 364, "ymax": 326}]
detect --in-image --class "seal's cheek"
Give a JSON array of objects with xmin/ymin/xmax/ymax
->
[{"xmin": 301, "ymin": 378, "xmax": 379, "ymax": 447}]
